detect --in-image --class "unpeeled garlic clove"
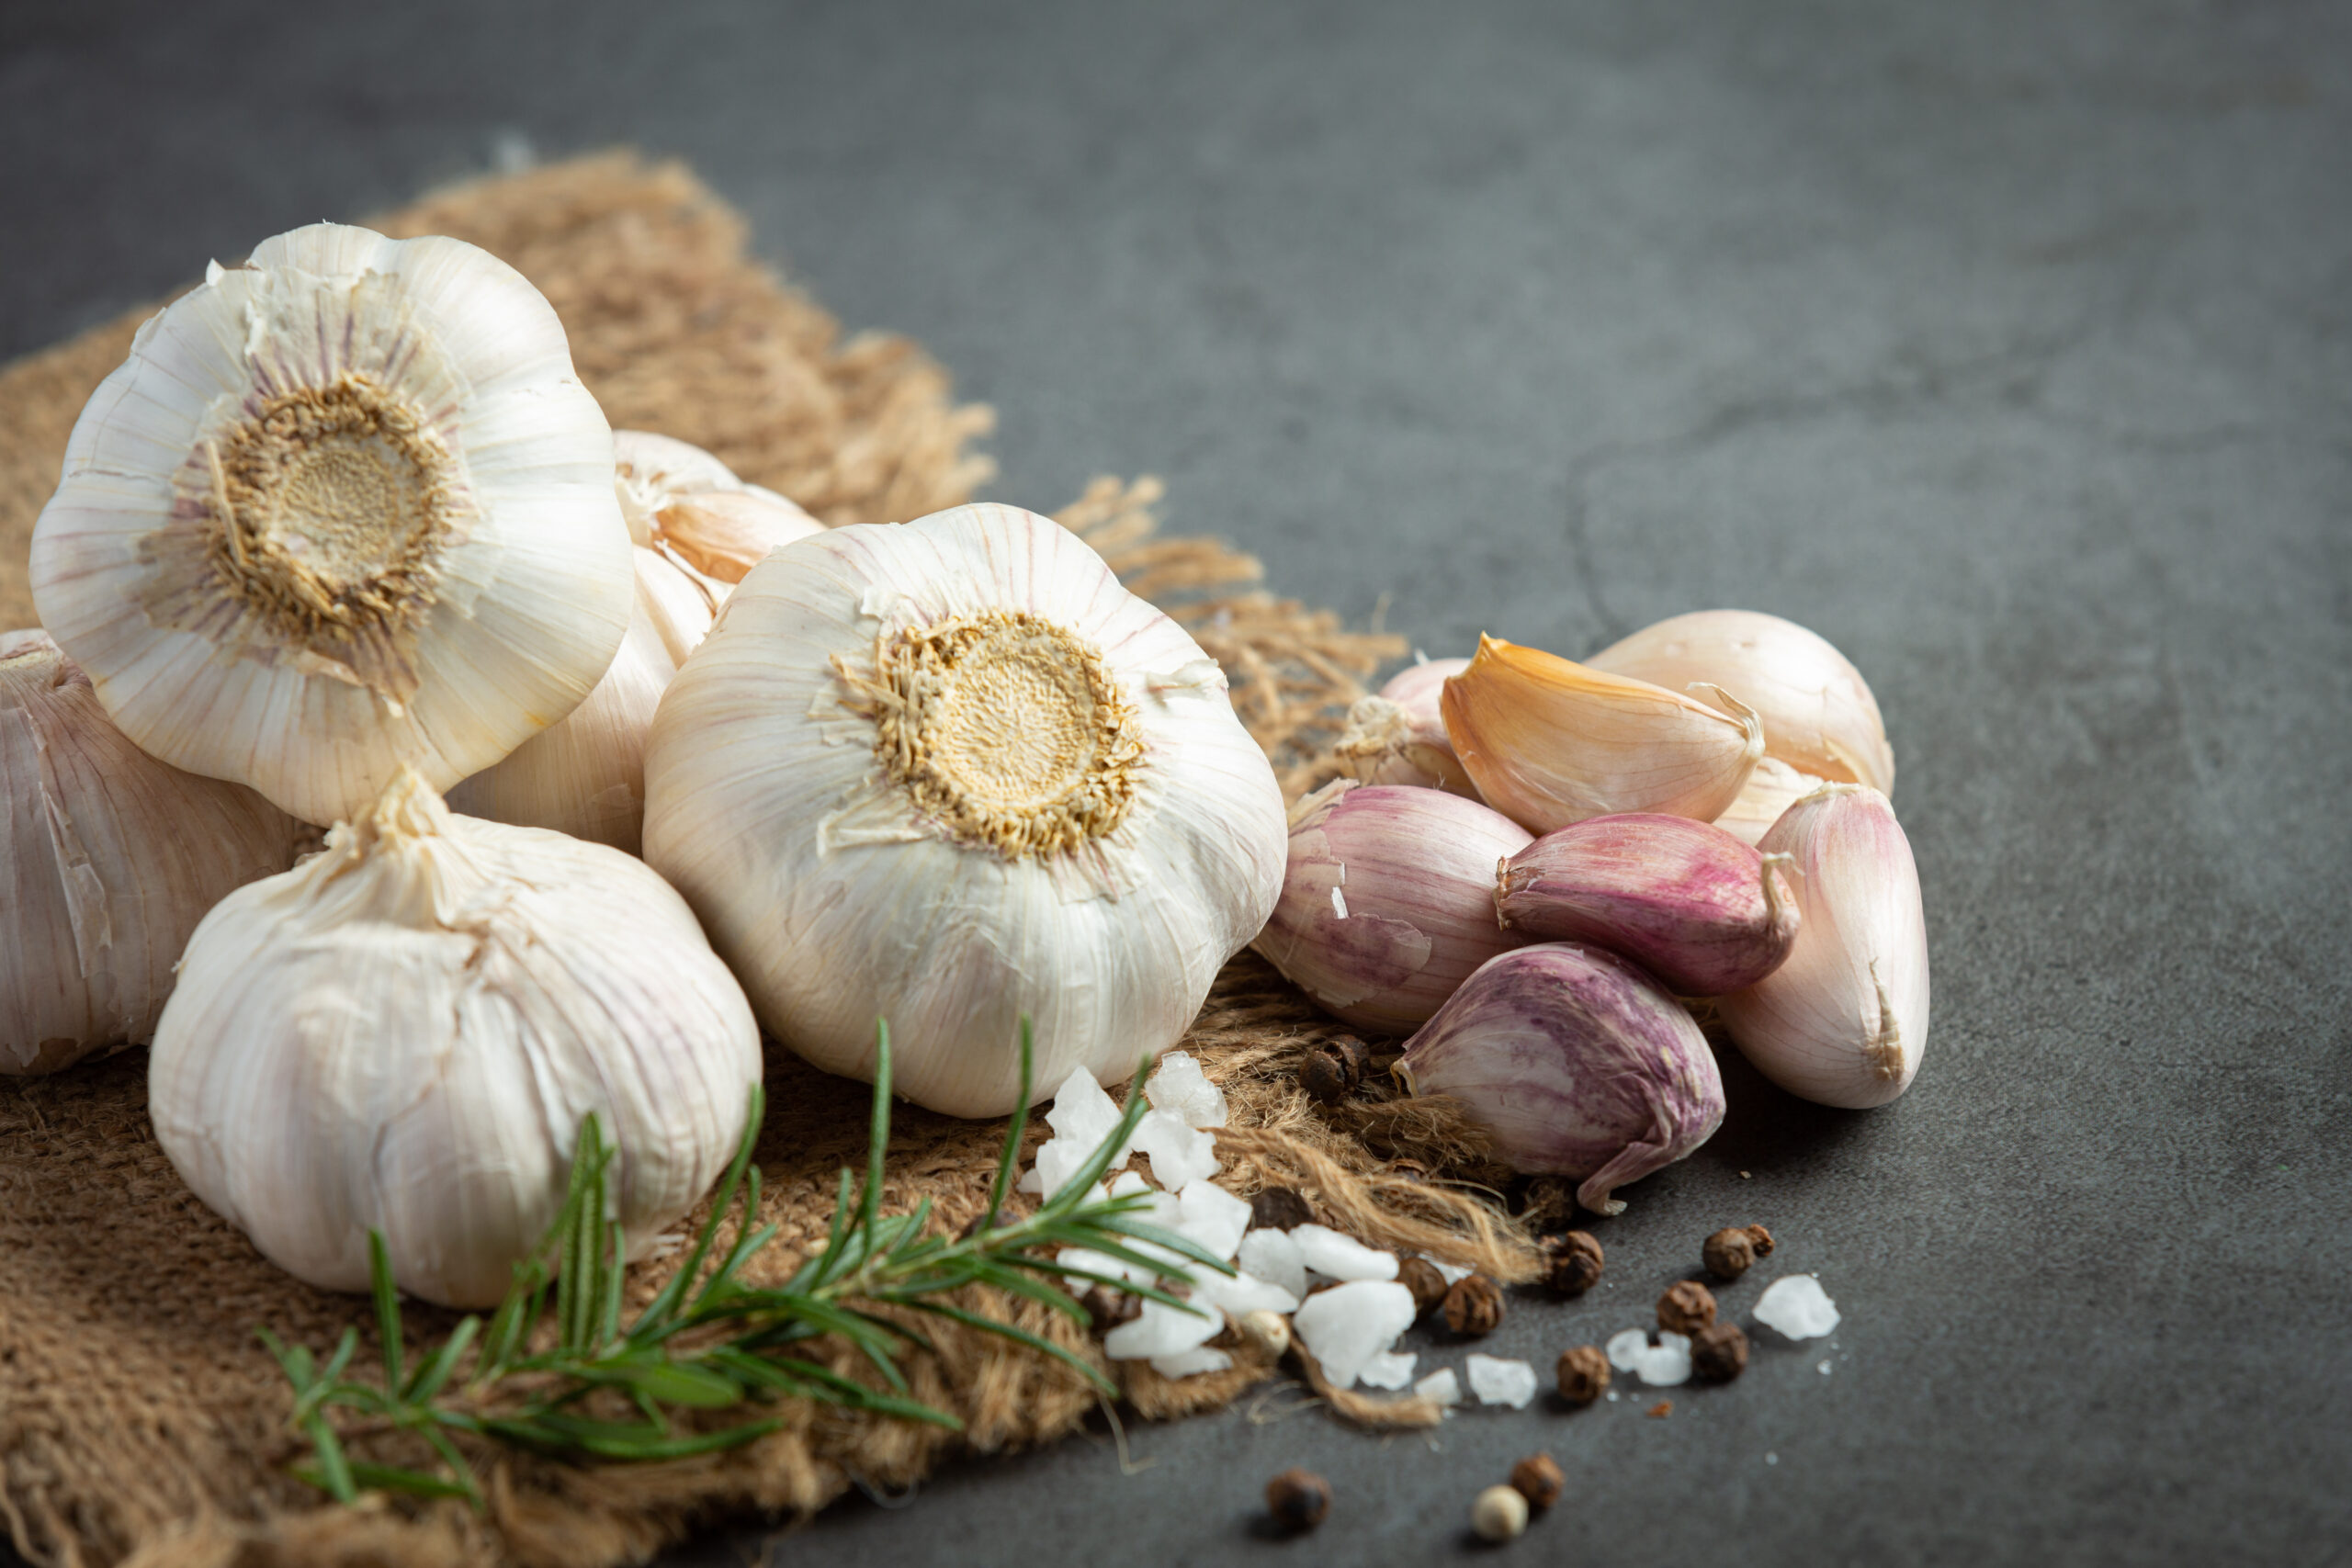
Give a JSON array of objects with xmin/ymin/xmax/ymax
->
[
  {"xmin": 1332, "ymin": 658, "xmax": 1478, "ymax": 796},
  {"xmin": 1496, "ymin": 814, "xmax": 1800, "ymax": 996},
  {"xmin": 1717, "ymin": 784, "xmax": 1928, "ymax": 1108},
  {"xmin": 614, "ymin": 429, "xmax": 823, "ymax": 588},
  {"xmin": 1441, "ymin": 634, "xmax": 1763, "ymax": 832},
  {"xmin": 1713, "ymin": 756, "xmax": 1826, "ymax": 847},
  {"xmin": 1251, "ymin": 780, "xmax": 1532, "ymax": 1034},
  {"xmin": 1396, "ymin": 942, "xmax": 1724, "ymax": 1215},
  {"xmin": 1586, "ymin": 609, "xmax": 1894, "ymax": 795}
]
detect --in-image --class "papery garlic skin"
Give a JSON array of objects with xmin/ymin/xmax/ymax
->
[
  {"xmin": 0, "ymin": 630, "xmax": 304, "ymax": 1073},
  {"xmin": 1252, "ymin": 781, "xmax": 1532, "ymax": 1034},
  {"xmin": 147, "ymin": 770, "xmax": 762, "ymax": 1307},
  {"xmin": 1713, "ymin": 756, "xmax": 1826, "ymax": 847},
  {"xmin": 1442, "ymin": 635, "xmax": 1762, "ymax": 833},
  {"xmin": 1333, "ymin": 658, "xmax": 1477, "ymax": 796},
  {"xmin": 1497, "ymin": 814, "xmax": 1799, "ymax": 996},
  {"xmin": 642, "ymin": 503, "xmax": 1285, "ymax": 1118},
  {"xmin": 1587, "ymin": 610, "xmax": 1894, "ymax": 795},
  {"xmin": 615, "ymin": 429, "xmax": 823, "ymax": 588},
  {"xmin": 1398, "ymin": 942, "xmax": 1724, "ymax": 1214},
  {"xmin": 29, "ymin": 223, "xmax": 633, "ymax": 827},
  {"xmin": 1718, "ymin": 784, "xmax": 1928, "ymax": 1109}
]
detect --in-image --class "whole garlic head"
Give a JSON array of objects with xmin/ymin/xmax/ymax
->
[
  {"xmin": 1, "ymin": 630, "xmax": 304, "ymax": 1073},
  {"xmin": 30, "ymin": 223, "xmax": 634, "ymax": 827},
  {"xmin": 148, "ymin": 769, "xmax": 763, "ymax": 1307},
  {"xmin": 642, "ymin": 502, "xmax": 1287, "ymax": 1118}
]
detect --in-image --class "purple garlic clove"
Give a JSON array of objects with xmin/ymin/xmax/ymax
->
[
  {"xmin": 1397, "ymin": 942, "xmax": 1724, "ymax": 1214},
  {"xmin": 1495, "ymin": 813, "xmax": 1800, "ymax": 996},
  {"xmin": 1331, "ymin": 658, "xmax": 1479, "ymax": 797},
  {"xmin": 1251, "ymin": 781, "xmax": 1532, "ymax": 1034}
]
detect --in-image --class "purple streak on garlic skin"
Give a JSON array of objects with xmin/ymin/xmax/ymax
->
[
  {"xmin": 1496, "ymin": 814, "xmax": 1800, "ymax": 996},
  {"xmin": 1397, "ymin": 942, "xmax": 1724, "ymax": 1214},
  {"xmin": 1251, "ymin": 782, "xmax": 1532, "ymax": 1034}
]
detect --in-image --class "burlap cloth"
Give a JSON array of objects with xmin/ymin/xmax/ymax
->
[{"xmin": 0, "ymin": 154, "xmax": 1539, "ymax": 1568}]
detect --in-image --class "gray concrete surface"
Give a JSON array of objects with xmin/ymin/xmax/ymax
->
[{"xmin": 5, "ymin": 2, "xmax": 2348, "ymax": 1563}]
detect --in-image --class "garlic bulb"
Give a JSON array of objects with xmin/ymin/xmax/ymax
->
[
  {"xmin": 1332, "ymin": 658, "xmax": 1477, "ymax": 795},
  {"xmin": 642, "ymin": 502, "xmax": 1286, "ymax": 1118},
  {"xmin": 1718, "ymin": 784, "xmax": 1928, "ymax": 1108},
  {"xmin": 1398, "ymin": 942, "xmax": 1724, "ymax": 1214},
  {"xmin": 1496, "ymin": 813, "xmax": 1799, "ymax": 996},
  {"xmin": 148, "ymin": 769, "xmax": 762, "ymax": 1307},
  {"xmin": 1251, "ymin": 780, "xmax": 1532, "ymax": 1033},
  {"xmin": 1, "ymin": 630, "xmax": 304, "ymax": 1073},
  {"xmin": 1587, "ymin": 610, "xmax": 1894, "ymax": 795},
  {"xmin": 1441, "ymin": 634, "xmax": 1763, "ymax": 831},
  {"xmin": 446, "ymin": 435, "xmax": 821, "ymax": 853},
  {"xmin": 1713, "ymin": 755, "xmax": 1826, "ymax": 847},
  {"xmin": 30, "ymin": 222, "xmax": 634, "ymax": 827}
]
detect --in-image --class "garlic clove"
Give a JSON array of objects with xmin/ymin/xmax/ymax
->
[
  {"xmin": 1496, "ymin": 814, "xmax": 1800, "ymax": 996},
  {"xmin": 613, "ymin": 429, "xmax": 824, "ymax": 584},
  {"xmin": 1713, "ymin": 755, "xmax": 1826, "ymax": 847},
  {"xmin": 1586, "ymin": 609, "xmax": 1894, "ymax": 795},
  {"xmin": 1331, "ymin": 657, "xmax": 1479, "ymax": 796},
  {"xmin": 1396, "ymin": 942, "xmax": 1724, "ymax": 1214},
  {"xmin": 1, "ymin": 631, "xmax": 305, "ymax": 1073},
  {"xmin": 147, "ymin": 767, "xmax": 763, "ymax": 1307},
  {"xmin": 1251, "ymin": 780, "xmax": 1532, "ymax": 1033},
  {"xmin": 30, "ymin": 223, "xmax": 634, "ymax": 828},
  {"xmin": 1441, "ymin": 634, "xmax": 1763, "ymax": 832},
  {"xmin": 1717, "ymin": 784, "xmax": 1928, "ymax": 1108}
]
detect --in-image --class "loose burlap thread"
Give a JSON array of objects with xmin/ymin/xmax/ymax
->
[{"xmin": 0, "ymin": 154, "xmax": 1536, "ymax": 1568}]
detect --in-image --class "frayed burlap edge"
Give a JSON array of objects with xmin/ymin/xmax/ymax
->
[{"xmin": 0, "ymin": 153, "xmax": 1533, "ymax": 1568}]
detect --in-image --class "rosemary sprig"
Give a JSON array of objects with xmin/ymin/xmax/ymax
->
[{"xmin": 264, "ymin": 1021, "xmax": 1227, "ymax": 1506}]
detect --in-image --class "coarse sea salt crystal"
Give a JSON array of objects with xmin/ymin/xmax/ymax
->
[
  {"xmin": 1016, "ymin": 1166, "xmax": 1044, "ymax": 1195},
  {"xmin": 1144, "ymin": 1052, "xmax": 1228, "ymax": 1129},
  {"xmin": 1107, "ymin": 1170, "xmax": 1150, "ymax": 1199},
  {"xmin": 1236, "ymin": 1228, "xmax": 1307, "ymax": 1302},
  {"xmin": 1292, "ymin": 1224, "xmax": 1399, "ymax": 1281},
  {"xmin": 1292, "ymin": 1280, "xmax": 1416, "ymax": 1389},
  {"xmin": 1192, "ymin": 1269, "xmax": 1299, "ymax": 1316},
  {"xmin": 1057, "ymin": 1246, "xmax": 1148, "ymax": 1289},
  {"xmin": 1359, "ymin": 1349, "xmax": 1418, "ymax": 1390},
  {"xmin": 1132, "ymin": 1109, "xmax": 1219, "ymax": 1189},
  {"xmin": 1102, "ymin": 1295, "xmax": 1220, "ymax": 1361},
  {"xmin": 1465, "ymin": 1354, "xmax": 1538, "ymax": 1408},
  {"xmin": 1606, "ymin": 1328, "xmax": 1651, "ymax": 1372},
  {"xmin": 1414, "ymin": 1367, "xmax": 1462, "ymax": 1407},
  {"xmin": 1032, "ymin": 1138, "xmax": 1099, "ymax": 1200},
  {"xmin": 1175, "ymin": 1179, "xmax": 1251, "ymax": 1262},
  {"xmin": 1755, "ymin": 1274, "xmax": 1842, "ymax": 1340},
  {"xmin": 1149, "ymin": 1346, "xmax": 1233, "ymax": 1380},
  {"xmin": 1044, "ymin": 1066, "xmax": 1131, "ymax": 1166},
  {"xmin": 1636, "ymin": 1333, "xmax": 1692, "ymax": 1387}
]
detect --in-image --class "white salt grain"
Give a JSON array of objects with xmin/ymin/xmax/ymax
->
[
  {"xmin": 1192, "ymin": 1269, "xmax": 1299, "ymax": 1316},
  {"xmin": 1605, "ymin": 1328, "xmax": 1651, "ymax": 1372},
  {"xmin": 1131, "ymin": 1109, "xmax": 1220, "ymax": 1190},
  {"xmin": 1292, "ymin": 1280, "xmax": 1417, "ymax": 1389},
  {"xmin": 1149, "ymin": 1346, "xmax": 1232, "ymax": 1380},
  {"xmin": 1044, "ymin": 1066, "xmax": 1130, "ymax": 1166},
  {"xmin": 1144, "ymin": 1051, "xmax": 1228, "ymax": 1129},
  {"xmin": 1102, "ymin": 1296, "xmax": 1220, "ymax": 1360},
  {"xmin": 1016, "ymin": 1166, "xmax": 1044, "ymax": 1196},
  {"xmin": 1414, "ymin": 1368, "xmax": 1462, "ymax": 1407},
  {"xmin": 1236, "ymin": 1228, "xmax": 1308, "ymax": 1302},
  {"xmin": 1635, "ymin": 1333, "xmax": 1692, "ymax": 1387},
  {"xmin": 1175, "ymin": 1179, "xmax": 1252, "ymax": 1262},
  {"xmin": 1755, "ymin": 1274, "xmax": 1842, "ymax": 1340},
  {"xmin": 1818, "ymin": 1359, "xmax": 1834, "ymax": 1375},
  {"xmin": 1360, "ymin": 1349, "xmax": 1418, "ymax": 1390},
  {"xmin": 1465, "ymin": 1354, "xmax": 1538, "ymax": 1409},
  {"xmin": 1057, "ymin": 1247, "xmax": 1148, "ymax": 1289},
  {"xmin": 1107, "ymin": 1170, "xmax": 1149, "ymax": 1198},
  {"xmin": 1291, "ymin": 1224, "xmax": 1400, "ymax": 1281},
  {"xmin": 1032, "ymin": 1138, "xmax": 1093, "ymax": 1200}
]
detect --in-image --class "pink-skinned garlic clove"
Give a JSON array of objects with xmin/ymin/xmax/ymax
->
[
  {"xmin": 1333, "ymin": 659, "xmax": 1479, "ymax": 797},
  {"xmin": 1495, "ymin": 814, "xmax": 1800, "ymax": 996},
  {"xmin": 1250, "ymin": 781, "xmax": 1532, "ymax": 1034},
  {"xmin": 1396, "ymin": 942, "xmax": 1724, "ymax": 1214},
  {"xmin": 1717, "ymin": 784, "xmax": 1928, "ymax": 1109}
]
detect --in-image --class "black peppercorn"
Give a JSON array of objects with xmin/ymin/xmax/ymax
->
[
  {"xmin": 1081, "ymin": 1285, "xmax": 1139, "ymax": 1332},
  {"xmin": 1541, "ymin": 1229, "xmax": 1605, "ymax": 1296},
  {"xmin": 1443, "ymin": 1272, "xmax": 1505, "ymax": 1336},
  {"xmin": 1248, "ymin": 1186, "xmax": 1315, "ymax": 1231},
  {"xmin": 1702, "ymin": 1224, "xmax": 1774, "ymax": 1280},
  {"xmin": 1327, "ymin": 1033, "xmax": 1373, "ymax": 1084},
  {"xmin": 1298, "ymin": 1048, "xmax": 1352, "ymax": 1103},
  {"xmin": 1555, "ymin": 1344, "xmax": 1610, "ymax": 1405},
  {"xmin": 1265, "ymin": 1467, "xmax": 1332, "ymax": 1531},
  {"xmin": 1657, "ymin": 1280, "xmax": 1718, "ymax": 1336},
  {"xmin": 1691, "ymin": 1321, "xmax": 1749, "ymax": 1382},
  {"xmin": 1396, "ymin": 1255, "xmax": 1449, "ymax": 1318},
  {"xmin": 1509, "ymin": 1451, "xmax": 1565, "ymax": 1510}
]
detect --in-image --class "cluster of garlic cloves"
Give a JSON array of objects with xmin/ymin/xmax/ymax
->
[{"xmin": 1, "ymin": 630, "xmax": 305, "ymax": 1073}]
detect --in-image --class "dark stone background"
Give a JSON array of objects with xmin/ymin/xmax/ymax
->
[{"xmin": 5, "ymin": 3, "xmax": 2347, "ymax": 1563}]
